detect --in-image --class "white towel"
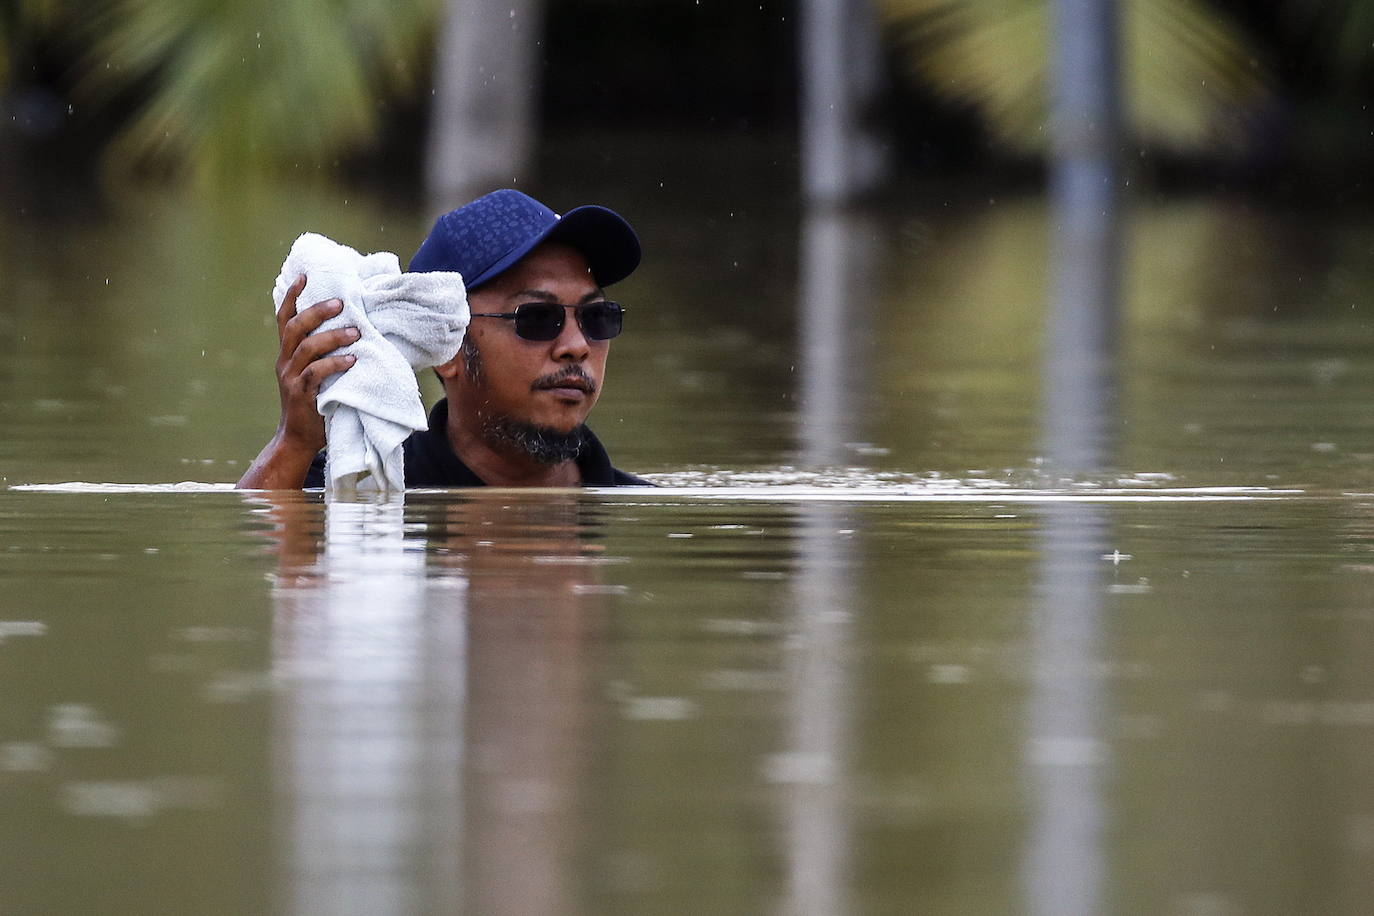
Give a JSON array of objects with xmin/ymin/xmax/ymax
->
[{"xmin": 272, "ymin": 232, "xmax": 468, "ymax": 494}]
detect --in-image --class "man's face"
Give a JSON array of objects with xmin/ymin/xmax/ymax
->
[{"xmin": 438, "ymin": 242, "xmax": 610, "ymax": 445}]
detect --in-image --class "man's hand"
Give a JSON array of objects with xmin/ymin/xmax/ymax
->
[
  {"xmin": 237, "ymin": 275, "xmax": 358, "ymax": 489},
  {"xmin": 273, "ymin": 274, "xmax": 359, "ymax": 453}
]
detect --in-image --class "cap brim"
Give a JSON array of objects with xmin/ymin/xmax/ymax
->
[
  {"xmin": 466, "ymin": 203, "xmax": 641, "ymax": 291},
  {"xmin": 546, "ymin": 205, "xmax": 642, "ymax": 289}
]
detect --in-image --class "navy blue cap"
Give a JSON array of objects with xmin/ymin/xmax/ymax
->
[{"xmin": 408, "ymin": 188, "xmax": 641, "ymax": 291}]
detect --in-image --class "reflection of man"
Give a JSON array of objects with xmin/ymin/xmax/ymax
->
[
  {"xmin": 237, "ymin": 189, "xmax": 651, "ymax": 489},
  {"xmin": 255, "ymin": 489, "xmax": 605, "ymax": 914}
]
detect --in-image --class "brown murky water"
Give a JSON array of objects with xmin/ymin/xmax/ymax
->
[{"xmin": 4, "ymin": 176, "xmax": 1374, "ymax": 913}]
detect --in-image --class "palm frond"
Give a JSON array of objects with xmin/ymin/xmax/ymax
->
[
  {"xmin": 880, "ymin": 0, "xmax": 1270, "ymax": 154},
  {"xmin": 78, "ymin": 0, "xmax": 438, "ymax": 183}
]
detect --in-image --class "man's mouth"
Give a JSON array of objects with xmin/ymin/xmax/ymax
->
[{"xmin": 533, "ymin": 371, "xmax": 596, "ymax": 397}]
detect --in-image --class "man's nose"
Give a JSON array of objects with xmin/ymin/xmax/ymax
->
[{"xmin": 551, "ymin": 308, "xmax": 591, "ymax": 361}]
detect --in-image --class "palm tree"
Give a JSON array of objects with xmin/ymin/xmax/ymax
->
[
  {"xmin": 74, "ymin": 0, "xmax": 437, "ymax": 183},
  {"xmin": 878, "ymin": 0, "xmax": 1270, "ymax": 155},
  {"xmin": 11, "ymin": 0, "xmax": 1374, "ymax": 186},
  {"xmin": 3, "ymin": 0, "xmax": 547, "ymax": 198}
]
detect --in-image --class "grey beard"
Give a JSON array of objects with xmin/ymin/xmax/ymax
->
[
  {"xmin": 480, "ymin": 415, "xmax": 586, "ymax": 466},
  {"xmin": 463, "ymin": 339, "xmax": 585, "ymax": 466}
]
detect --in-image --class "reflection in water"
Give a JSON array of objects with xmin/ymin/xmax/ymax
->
[
  {"xmin": 261, "ymin": 492, "xmax": 609, "ymax": 916},
  {"xmin": 269, "ymin": 496, "xmax": 464, "ymax": 915},
  {"xmin": 440, "ymin": 496, "xmax": 607, "ymax": 916},
  {"xmin": 773, "ymin": 208, "xmax": 879, "ymax": 913},
  {"xmin": 1025, "ymin": 504, "xmax": 1109, "ymax": 916},
  {"xmin": 778, "ymin": 502, "xmax": 855, "ymax": 916},
  {"xmin": 14, "ymin": 485, "xmax": 1374, "ymax": 910}
]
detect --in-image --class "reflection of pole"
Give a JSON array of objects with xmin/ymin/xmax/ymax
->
[
  {"xmin": 1025, "ymin": 1, "xmax": 1120, "ymax": 911},
  {"xmin": 773, "ymin": 208, "xmax": 881, "ymax": 914},
  {"xmin": 799, "ymin": 0, "xmax": 888, "ymax": 206},
  {"xmin": 1025, "ymin": 504, "xmax": 1108, "ymax": 916},
  {"xmin": 1044, "ymin": 0, "xmax": 1122, "ymax": 472},
  {"xmin": 777, "ymin": 502, "xmax": 853, "ymax": 916}
]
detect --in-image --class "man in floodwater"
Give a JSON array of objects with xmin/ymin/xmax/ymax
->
[{"xmin": 236, "ymin": 189, "xmax": 652, "ymax": 489}]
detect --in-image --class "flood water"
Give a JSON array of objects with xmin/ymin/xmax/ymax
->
[{"xmin": 5, "ymin": 167, "xmax": 1374, "ymax": 913}]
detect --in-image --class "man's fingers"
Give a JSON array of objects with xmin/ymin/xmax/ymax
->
[
  {"xmin": 276, "ymin": 274, "xmax": 307, "ymax": 338},
  {"xmin": 279, "ymin": 298, "xmax": 345, "ymax": 359},
  {"xmin": 282, "ymin": 326, "xmax": 361, "ymax": 381},
  {"xmin": 298, "ymin": 354, "xmax": 358, "ymax": 396}
]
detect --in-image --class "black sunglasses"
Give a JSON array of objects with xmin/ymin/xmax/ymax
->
[{"xmin": 469, "ymin": 301, "xmax": 625, "ymax": 341}]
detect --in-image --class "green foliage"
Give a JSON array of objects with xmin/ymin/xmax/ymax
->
[
  {"xmin": 12, "ymin": 0, "xmax": 1373, "ymax": 182},
  {"xmin": 0, "ymin": 0, "xmax": 67, "ymax": 84},
  {"xmin": 1284, "ymin": 0, "xmax": 1374, "ymax": 87},
  {"xmin": 79, "ymin": 0, "xmax": 438, "ymax": 183},
  {"xmin": 880, "ymin": 0, "xmax": 1270, "ymax": 153},
  {"xmin": 1, "ymin": 0, "xmax": 438, "ymax": 184}
]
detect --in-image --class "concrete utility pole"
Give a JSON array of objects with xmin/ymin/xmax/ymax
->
[
  {"xmin": 798, "ymin": 0, "xmax": 889, "ymax": 206},
  {"xmin": 1025, "ymin": 4, "xmax": 1122, "ymax": 916},
  {"xmin": 427, "ymin": 0, "xmax": 546, "ymax": 207},
  {"xmin": 1042, "ymin": 0, "xmax": 1123, "ymax": 472}
]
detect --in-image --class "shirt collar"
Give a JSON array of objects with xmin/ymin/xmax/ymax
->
[{"xmin": 422, "ymin": 399, "xmax": 619, "ymax": 486}]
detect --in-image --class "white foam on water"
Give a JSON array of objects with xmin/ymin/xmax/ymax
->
[
  {"xmin": 614, "ymin": 468, "xmax": 1308, "ymax": 501},
  {"xmin": 596, "ymin": 484, "xmax": 1304, "ymax": 503},
  {"xmin": 8, "ymin": 474, "xmax": 1308, "ymax": 503},
  {"xmin": 11, "ymin": 481, "xmax": 237, "ymax": 493}
]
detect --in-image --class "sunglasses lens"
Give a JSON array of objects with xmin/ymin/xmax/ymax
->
[
  {"xmin": 513, "ymin": 304, "xmax": 565, "ymax": 341},
  {"xmin": 507, "ymin": 303, "xmax": 624, "ymax": 341},
  {"xmin": 580, "ymin": 303, "xmax": 623, "ymax": 340}
]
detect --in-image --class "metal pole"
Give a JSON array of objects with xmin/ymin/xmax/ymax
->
[
  {"xmin": 1043, "ymin": 0, "xmax": 1122, "ymax": 473},
  {"xmin": 427, "ymin": 0, "xmax": 545, "ymax": 207},
  {"xmin": 1024, "ymin": 3, "xmax": 1122, "ymax": 912},
  {"xmin": 799, "ymin": 0, "xmax": 889, "ymax": 206}
]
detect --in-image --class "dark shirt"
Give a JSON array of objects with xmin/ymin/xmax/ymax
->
[{"xmin": 304, "ymin": 399, "xmax": 652, "ymax": 488}]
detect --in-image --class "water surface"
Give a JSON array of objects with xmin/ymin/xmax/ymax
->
[
  {"xmin": 3, "ymin": 486, "xmax": 1374, "ymax": 914},
  {"xmin": 6, "ymin": 176, "xmax": 1374, "ymax": 912}
]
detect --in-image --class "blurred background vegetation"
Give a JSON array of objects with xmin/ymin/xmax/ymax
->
[{"xmin": 5, "ymin": 0, "xmax": 1374, "ymax": 200}]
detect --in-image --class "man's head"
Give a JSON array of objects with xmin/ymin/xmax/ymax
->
[{"xmin": 411, "ymin": 190, "xmax": 640, "ymax": 466}]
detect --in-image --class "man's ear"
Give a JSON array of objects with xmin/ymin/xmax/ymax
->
[{"xmin": 434, "ymin": 351, "xmax": 464, "ymax": 380}]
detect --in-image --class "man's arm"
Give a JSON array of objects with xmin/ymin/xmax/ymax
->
[{"xmin": 236, "ymin": 275, "xmax": 358, "ymax": 489}]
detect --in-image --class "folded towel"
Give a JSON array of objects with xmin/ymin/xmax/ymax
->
[{"xmin": 272, "ymin": 232, "xmax": 468, "ymax": 494}]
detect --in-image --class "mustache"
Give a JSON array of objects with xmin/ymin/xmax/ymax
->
[{"xmin": 531, "ymin": 366, "xmax": 598, "ymax": 395}]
